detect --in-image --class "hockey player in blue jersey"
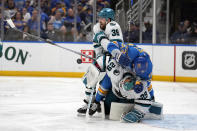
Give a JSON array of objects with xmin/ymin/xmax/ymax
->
[{"xmin": 86, "ymin": 32, "xmax": 163, "ymax": 123}]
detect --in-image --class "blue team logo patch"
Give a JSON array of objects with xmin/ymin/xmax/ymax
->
[{"xmin": 120, "ymin": 43, "xmax": 128, "ymax": 54}]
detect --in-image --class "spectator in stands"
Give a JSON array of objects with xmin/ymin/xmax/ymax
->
[
  {"xmin": 13, "ymin": 11, "xmax": 26, "ymax": 31},
  {"xmin": 22, "ymin": 7, "xmax": 31, "ymax": 22},
  {"xmin": 124, "ymin": 21, "xmax": 139, "ymax": 43},
  {"xmin": 170, "ymin": 22, "xmax": 190, "ymax": 44},
  {"xmin": 40, "ymin": 10, "xmax": 50, "ymax": 31},
  {"xmin": 189, "ymin": 22, "xmax": 197, "ymax": 44},
  {"xmin": 50, "ymin": 0, "xmax": 60, "ymax": 9},
  {"xmin": 5, "ymin": 0, "xmax": 16, "ymax": 10},
  {"xmin": 24, "ymin": 9, "xmax": 44, "ymax": 36},
  {"xmin": 97, "ymin": 0, "xmax": 110, "ymax": 9},
  {"xmin": 24, "ymin": 0, "xmax": 34, "ymax": 15},
  {"xmin": 143, "ymin": 21, "xmax": 160, "ymax": 43},
  {"xmin": 64, "ymin": 8, "xmax": 81, "ymax": 32},
  {"xmin": 43, "ymin": 22, "xmax": 62, "ymax": 41},
  {"xmin": 49, "ymin": 8, "xmax": 66, "ymax": 35},
  {"xmin": 184, "ymin": 19, "xmax": 192, "ymax": 35},
  {"xmin": 14, "ymin": 0, "xmax": 25, "ymax": 9},
  {"xmin": 97, "ymin": 0, "xmax": 110, "ymax": 11},
  {"xmin": 77, "ymin": 3, "xmax": 86, "ymax": 24},
  {"xmin": 63, "ymin": 0, "xmax": 71, "ymax": 9},
  {"xmin": 40, "ymin": 0, "xmax": 51, "ymax": 16},
  {"xmin": 51, "ymin": 1, "xmax": 66, "ymax": 16},
  {"xmin": 85, "ymin": 6, "xmax": 93, "ymax": 24},
  {"xmin": 5, "ymin": 11, "xmax": 25, "ymax": 41}
]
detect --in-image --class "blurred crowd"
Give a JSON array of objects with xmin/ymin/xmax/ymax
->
[
  {"xmin": 0, "ymin": 0, "xmax": 111, "ymax": 42},
  {"xmin": 170, "ymin": 20, "xmax": 197, "ymax": 45},
  {"xmin": 124, "ymin": 19, "xmax": 197, "ymax": 45},
  {"xmin": 0, "ymin": 0, "xmax": 197, "ymax": 44}
]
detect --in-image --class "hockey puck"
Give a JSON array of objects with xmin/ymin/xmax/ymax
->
[{"xmin": 77, "ymin": 59, "xmax": 82, "ymax": 64}]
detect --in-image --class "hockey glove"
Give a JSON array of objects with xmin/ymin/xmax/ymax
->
[
  {"xmin": 116, "ymin": 53, "xmax": 130, "ymax": 67},
  {"xmin": 93, "ymin": 31, "xmax": 108, "ymax": 44},
  {"xmin": 120, "ymin": 108, "xmax": 145, "ymax": 123},
  {"xmin": 88, "ymin": 100, "xmax": 101, "ymax": 115}
]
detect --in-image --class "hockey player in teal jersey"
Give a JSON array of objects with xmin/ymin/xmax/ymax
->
[{"xmin": 77, "ymin": 8, "xmax": 124, "ymax": 114}]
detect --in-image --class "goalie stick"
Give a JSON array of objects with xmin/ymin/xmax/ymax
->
[{"xmin": 3, "ymin": 11, "xmax": 96, "ymax": 61}]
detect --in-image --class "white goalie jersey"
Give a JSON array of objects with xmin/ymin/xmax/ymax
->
[
  {"xmin": 104, "ymin": 56, "xmax": 151, "ymax": 100},
  {"xmin": 93, "ymin": 21, "xmax": 123, "ymax": 57}
]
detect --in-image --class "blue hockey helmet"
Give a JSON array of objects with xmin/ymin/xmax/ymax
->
[
  {"xmin": 98, "ymin": 8, "xmax": 115, "ymax": 21},
  {"xmin": 133, "ymin": 56, "xmax": 152, "ymax": 80}
]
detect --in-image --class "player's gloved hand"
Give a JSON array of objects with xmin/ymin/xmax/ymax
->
[
  {"xmin": 88, "ymin": 100, "xmax": 101, "ymax": 115},
  {"xmin": 93, "ymin": 31, "xmax": 107, "ymax": 44},
  {"xmin": 116, "ymin": 53, "xmax": 130, "ymax": 67},
  {"xmin": 120, "ymin": 108, "xmax": 145, "ymax": 123},
  {"xmin": 134, "ymin": 81, "xmax": 143, "ymax": 93}
]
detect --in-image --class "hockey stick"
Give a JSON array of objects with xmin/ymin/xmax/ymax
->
[
  {"xmin": 4, "ymin": 12, "xmax": 96, "ymax": 60},
  {"xmin": 85, "ymin": 87, "xmax": 95, "ymax": 122}
]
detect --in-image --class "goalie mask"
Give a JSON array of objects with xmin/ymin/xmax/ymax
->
[{"xmin": 119, "ymin": 73, "xmax": 136, "ymax": 91}]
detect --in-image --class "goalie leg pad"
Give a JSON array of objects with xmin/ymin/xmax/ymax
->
[
  {"xmin": 149, "ymin": 103, "xmax": 162, "ymax": 115},
  {"xmin": 135, "ymin": 100, "xmax": 163, "ymax": 120},
  {"xmin": 146, "ymin": 102, "xmax": 163, "ymax": 120},
  {"xmin": 109, "ymin": 102, "xmax": 134, "ymax": 121}
]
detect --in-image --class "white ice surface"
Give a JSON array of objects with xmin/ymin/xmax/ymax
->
[{"xmin": 0, "ymin": 76, "xmax": 197, "ymax": 131}]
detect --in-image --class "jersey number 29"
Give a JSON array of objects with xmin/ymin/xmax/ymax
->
[{"xmin": 107, "ymin": 62, "xmax": 116, "ymax": 71}]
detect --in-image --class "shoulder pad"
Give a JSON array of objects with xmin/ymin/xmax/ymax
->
[{"xmin": 93, "ymin": 23, "xmax": 102, "ymax": 34}]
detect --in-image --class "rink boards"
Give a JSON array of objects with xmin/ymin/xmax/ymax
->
[{"xmin": 0, "ymin": 42, "xmax": 197, "ymax": 82}]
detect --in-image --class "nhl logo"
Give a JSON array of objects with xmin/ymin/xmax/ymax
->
[
  {"xmin": 182, "ymin": 51, "xmax": 197, "ymax": 70},
  {"xmin": 184, "ymin": 54, "xmax": 195, "ymax": 67}
]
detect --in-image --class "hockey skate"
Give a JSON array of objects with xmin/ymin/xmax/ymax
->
[
  {"xmin": 77, "ymin": 99, "xmax": 88, "ymax": 115},
  {"xmin": 77, "ymin": 99, "xmax": 101, "ymax": 116}
]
